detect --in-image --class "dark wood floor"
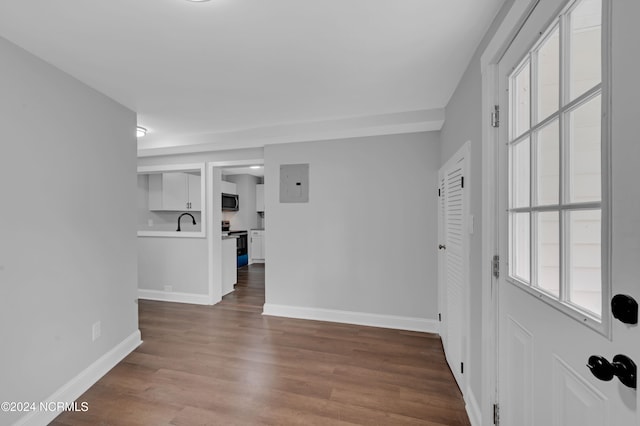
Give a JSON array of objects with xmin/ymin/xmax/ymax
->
[{"xmin": 52, "ymin": 264, "xmax": 469, "ymax": 425}]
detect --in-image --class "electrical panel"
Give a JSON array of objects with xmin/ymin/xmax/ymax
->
[{"xmin": 279, "ymin": 163, "xmax": 309, "ymax": 203}]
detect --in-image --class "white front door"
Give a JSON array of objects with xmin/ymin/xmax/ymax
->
[{"xmin": 496, "ymin": 0, "xmax": 639, "ymax": 424}]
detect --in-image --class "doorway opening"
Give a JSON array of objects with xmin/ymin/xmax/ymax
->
[{"xmin": 207, "ymin": 159, "xmax": 266, "ymax": 307}]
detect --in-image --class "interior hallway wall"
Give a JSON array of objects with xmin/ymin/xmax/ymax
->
[
  {"xmin": 440, "ymin": 0, "xmax": 514, "ymax": 407},
  {"xmin": 264, "ymin": 132, "xmax": 440, "ymax": 323},
  {"xmin": 0, "ymin": 36, "xmax": 139, "ymax": 425}
]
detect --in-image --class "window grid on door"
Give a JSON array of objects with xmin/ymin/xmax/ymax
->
[{"xmin": 507, "ymin": 0, "xmax": 606, "ymax": 320}]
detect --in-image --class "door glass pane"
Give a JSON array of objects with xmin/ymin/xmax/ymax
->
[
  {"xmin": 569, "ymin": 95, "xmax": 601, "ymax": 203},
  {"xmin": 511, "ymin": 212, "xmax": 531, "ymax": 283},
  {"xmin": 536, "ymin": 119, "xmax": 559, "ymax": 206},
  {"xmin": 505, "ymin": 0, "xmax": 605, "ymax": 323},
  {"xmin": 568, "ymin": 209, "xmax": 601, "ymax": 316},
  {"xmin": 536, "ymin": 27, "xmax": 559, "ymax": 121},
  {"xmin": 513, "ymin": 61, "xmax": 531, "ymax": 138},
  {"xmin": 536, "ymin": 212, "xmax": 560, "ymax": 297},
  {"xmin": 511, "ymin": 137, "xmax": 530, "ymax": 208},
  {"xmin": 569, "ymin": 0, "xmax": 602, "ymax": 100}
]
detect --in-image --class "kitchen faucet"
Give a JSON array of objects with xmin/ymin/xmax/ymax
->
[{"xmin": 177, "ymin": 213, "xmax": 196, "ymax": 232}]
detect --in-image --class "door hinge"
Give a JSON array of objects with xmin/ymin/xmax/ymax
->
[
  {"xmin": 491, "ymin": 105, "xmax": 500, "ymax": 128},
  {"xmin": 461, "ymin": 362, "xmax": 464, "ymax": 374},
  {"xmin": 438, "ymin": 313, "xmax": 442, "ymax": 322},
  {"xmin": 492, "ymin": 255, "xmax": 500, "ymax": 279},
  {"xmin": 493, "ymin": 403, "xmax": 500, "ymax": 425}
]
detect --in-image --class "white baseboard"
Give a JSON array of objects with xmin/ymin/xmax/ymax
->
[
  {"xmin": 250, "ymin": 259, "xmax": 265, "ymax": 264},
  {"xmin": 262, "ymin": 303, "xmax": 439, "ymax": 333},
  {"xmin": 138, "ymin": 289, "xmax": 211, "ymax": 305},
  {"xmin": 464, "ymin": 385, "xmax": 482, "ymax": 426},
  {"xmin": 15, "ymin": 330, "xmax": 142, "ymax": 426}
]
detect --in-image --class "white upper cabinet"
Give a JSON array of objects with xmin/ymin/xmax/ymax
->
[
  {"xmin": 256, "ymin": 184, "xmax": 265, "ymax": 212},
  {"xmin": 187, "ymin": 173, "xmax": 201, "ymax": 210},
  {"xmin": 160, "ymin": 172, "xmax": 188, "ymax": 210},
  {"xmin": 221, "ymin": 180, "xmax": 237, "ymax": 195},
  {"xmin": 149, "ymin": 172, "xmax": 201, "ymax": 211}
]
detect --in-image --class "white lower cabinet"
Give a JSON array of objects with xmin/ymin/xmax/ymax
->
[
  {"xmin": 222, "ymin": 238, "xmax": 237, "ymax": 296},
  {"xmin": 250, "ymin": 230, "xmax": 265, "ymax": 262}
]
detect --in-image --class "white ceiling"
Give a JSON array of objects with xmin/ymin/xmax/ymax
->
[{"xmin": 0, "ymin": 0, "xmax": 504, "ymax": 154}]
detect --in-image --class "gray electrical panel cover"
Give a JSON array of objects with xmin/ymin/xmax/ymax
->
[{"xmin": 280, "ymin": 163, "xmax": 309, "ymax": 203}]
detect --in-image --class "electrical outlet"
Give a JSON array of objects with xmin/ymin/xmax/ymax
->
[
  {"xmin": 92, "ymin": 321, "xmax": 101, "ymax": 341},
  {"xmin": 147, "ymin": 219, "xmax": 154, "ymax": 227},
  {"xmin": 164, "ymin": 285, "xmax": 173, "ymax": 292}
]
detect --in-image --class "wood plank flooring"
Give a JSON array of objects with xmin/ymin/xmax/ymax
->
[{"xmin": 52, "ymin": 264, "xmax": 469, "ymax": 425}]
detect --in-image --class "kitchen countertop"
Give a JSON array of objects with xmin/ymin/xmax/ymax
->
[
  {"xmin": 138, "ymin": 230, "xmax": 205, "ymax": 238},
  {"xmin": 223, "ymin": 230, "xmax": 248, "ymax": 240}
]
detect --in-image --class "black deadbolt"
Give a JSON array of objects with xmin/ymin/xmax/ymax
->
[
  {"xmin": 587, "ymin": 355, "xmax": 615, "ymax": 381},
  {"xmin": 587, "ymin": 354, "xmax": 637, "ymax": 389},
  {"xmin": 611, "ymin": 294, "xmax": 638, "ymax": 325}
]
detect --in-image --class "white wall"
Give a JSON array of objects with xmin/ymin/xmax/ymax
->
[
  {"xmin": 0, "ymin": 37, "xmax": 139, "ymax": 425},
  {"xmin": 263, "ymin": 132, "xmax": 440, "ymax": 326}
]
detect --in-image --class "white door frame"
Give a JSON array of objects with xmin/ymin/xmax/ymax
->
[{"xmin": 479, "ymin": 1, "xmax": 541, "ymax": 425}]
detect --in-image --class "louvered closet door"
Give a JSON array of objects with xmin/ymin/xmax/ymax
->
[
  {"xmin": 438, "ymin": 175, "xmax": 447, "ymax": 351},
  {"xmin": 440, "ymin": 148, "xmax": 468, "ymax": 391}
]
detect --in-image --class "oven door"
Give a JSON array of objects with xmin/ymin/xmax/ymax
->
[{"xmin": 221, "ymin": 193, "xmax": 239, "ymax": 211}]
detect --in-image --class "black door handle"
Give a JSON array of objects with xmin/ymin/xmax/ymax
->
[
  {"xmin": 587, "ymin": 354, "xmax": 636, "ymax": 389},
  {"xmin": 611, "ymin": 294, "xmax": 638, "ymax": 324},
  {"xmin": 439, "ymin": 245, "xmax": 446, "ymax": 250}
]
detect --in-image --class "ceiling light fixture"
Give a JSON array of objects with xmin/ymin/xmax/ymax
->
[
  {"xmin": 250, "ymin": 165, "xmax": 262, "ymax": 169},
  {"xmin": 136, "ymin": 126, "xmax": 147, "ymax": 138}
]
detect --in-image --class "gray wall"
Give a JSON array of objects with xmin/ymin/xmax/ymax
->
[
  {"xmin": 0, "ymin": 36, "xmax": 138, "ymax": 424},
  {"xmin": 138, "ymin": 237, "xmax": 209, "ymax": 294},
  {"xmin": 439, "ymin": 0, "xmax": 513, "ymax": 406},
  {"xmin": 264, "ymin": 132, "xmax": 440, "ymax": 319}
]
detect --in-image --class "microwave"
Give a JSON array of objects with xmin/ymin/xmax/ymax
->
[{"xmin": 222, "ymin": 193, "xmax": 239, "ymax": 211}]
